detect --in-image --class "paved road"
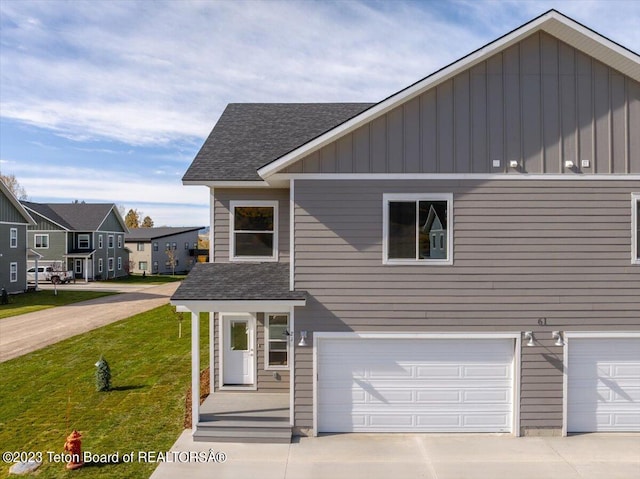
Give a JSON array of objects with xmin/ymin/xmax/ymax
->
[{"xmin": 0, "ymin": 282, "xmax": 179, "ymax": 362}]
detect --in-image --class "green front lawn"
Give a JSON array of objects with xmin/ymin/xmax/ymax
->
[
  {"xmin": 106, "ymin": 274, "xmax": 186, "ymax": 284},
  {"xmin": 0, "ymin": 305, "xmax": 208, "ymax": 478},
  {"xmin": 0, "ymin": 290, "xmax": 117, "ymax": 320}
]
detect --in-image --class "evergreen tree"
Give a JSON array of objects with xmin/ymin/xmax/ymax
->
[
  {"xmin": 95, "ymin": 356, "xmax": 112, "ymax": 392},
  {"xmin": 141, "ymin": 215, "xmax": 154, "ymax": 227}
]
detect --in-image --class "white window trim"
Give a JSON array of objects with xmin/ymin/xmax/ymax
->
[
  {"xmin": 108, "ymin": 235, "xmax": 114, "ymax": 249},
  {"xmin": 98, "ymin": 234, "xmax": 103, "ymax": 249},
  {"xmin": 78, "ymin": 234, "xmax": 90, "ymax": 249},
  {"xmin": 98, "ymin": 258, "xmax": 103, "ymax": 273},
  {"xmin": 108, "ymin": 257, "xmax": 114, "ymax": 271},
  {"xmin": 382, "ymin": 193, "xmax": 453, "ymax": 265},
  {"xmin": 265, "ymin": 313, "xmax": 290, "ymax": 370},
  {"xmin": 10, "ymin": 228, "xmax": 17, "ymax": 248},
  {"xmin": 632, "ymin": 193, "xmax": 639, "ymax": 265},
  {"xmin": 117, "ymin": 257, "xmax": 122, "ymax": 270},
  {"xmin": 34, "ymin": 233, "xmax": 49, "ymax": 249},
  {"xmin": 229, "ymin": 200, "xmax": 279, "ymax": 262},
  {"xmin": 118, "ymin": 235, "xmax": 123, "ymax": 248},
  {"xmin": 10, "ymin": 262, "xmax": 18, "ymax": 282}
]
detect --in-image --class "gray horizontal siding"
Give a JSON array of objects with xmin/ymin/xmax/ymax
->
[
  {"xmin": 285, "ymin": 32, "xmax": 640, "ymax": 176},
  {"xmin": 292, "ymin": 178, "xmax": 640, "ymax": 433},
  {"xmin": 213, "ymin": 188, "xmax": 289, "ymax": 263}
]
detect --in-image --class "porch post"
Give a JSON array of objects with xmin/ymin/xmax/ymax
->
[
  {"xmin": 191, "ymin": 311, "xmax": 200, "ymax": 432},
  {"xmin": 209, "ymin": 312, "xmax": 215, "ymax": 396},
  {"xmin": 84, "ymin": 258, "xmax": 88, "ymax": 282}
]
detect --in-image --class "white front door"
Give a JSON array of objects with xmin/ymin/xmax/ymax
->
[{"xmin": 222, "ymin": 314, "xmax": 255, "ymax": 386}]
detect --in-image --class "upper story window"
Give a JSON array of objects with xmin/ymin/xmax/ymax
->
[
  {"xmin": 383, "ymin": 193, "xmax": 453, "ymax": 265},
  {"xmin": 34, "ymin": 234, "xmax": 49, "ymax": 249},
  {"xmin": 10, "ymin": 228, "xmax": 17, "ymax": 248},
  {"xmin": 633, "ymin": 193, "xmax": 639, "ymax": 265},
  {"xmin": 98, "ymin": 234, "xmax": 103, "ymax": 249},
  {"xmin": 184, "ymin": 242, "xmax": 189, "ymax": 250},
  {"xmin": 230, "ymin": 200, "xmax": 278, "ymax": 261},
  {"xmin": 165, "ymin": 242, "xmax": 170, "ymax": 251},
  {"xmin": 117, "ymin": 235, "xmax": 123, "ymax": 248},
  {"xmin": 137, "ymin": 242, "xmax": 145, "ymax": 251},
  {"xmin": 153, "ymin": 242, "xmax": 158, "ymax": 252},
  {"xmin": 78, "ymin": 234, "xmax": 90, "ymax": 249},
  {"xmin": 108, "ymin": 235, "xmax": 114, "ymax": 248},
  {"xmin": 172, "ymin": 242, "xmax": 177, "ymax": 250},
  {"xmin": 265, "ymin": 314, "xmax": 289, "ymax": 369}
]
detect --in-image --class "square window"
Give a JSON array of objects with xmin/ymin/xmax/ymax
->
[
  {"xmin": 78, "ymin": 234, "xmax": 90, "ymax": 249},
  {"xmin": 10, "ymin": 228, "xmax": 18, "ymax": 248},
  {"xmin": 139, "ymin": 261, "xmax": 148, "ymax": 271},
  {"xmin": 137, "ymin": 242, "xmax": 145, "ymax": 251},
  {"xmin": 34, "ymin": 234, "xmax": 49, "ymax": 249},
  {"xmin": 383, "ymin": 194, "xmax": 452, "ymax": 264},
  {"xmin": 230, "ymin": 201, "xmax": 277, "ymax": 260},
  {"xmin": 266, "ymin": 314, "xmax": 289, "ymax": 368}
]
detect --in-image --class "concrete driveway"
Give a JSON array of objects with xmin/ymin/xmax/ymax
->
[
  {"xmin": 150, "ymin": 430, "xmax": 640, "ymax": 479},
  {"xmin": 0, "ymin": 282, "xmax": 179, "ymax": 362}
]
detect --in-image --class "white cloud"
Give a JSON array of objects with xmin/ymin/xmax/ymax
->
[{"xmin": 6, "ymin": 1, "xmax": 636, "ymax": 146}]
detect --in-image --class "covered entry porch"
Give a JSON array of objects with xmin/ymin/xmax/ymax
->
[{"xmin": 171, "ymin": 263, "xmax": 306, "ymax": 443}]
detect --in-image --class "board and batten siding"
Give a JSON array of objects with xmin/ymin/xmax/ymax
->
[
  {"xmin": 283, "ymin": 32, "xmax": 640, "ymax": 176},
  {"xmin": 212, "ymin": 188, "xmax": 290, "ymax": 263},
  {"xmin": 292, "ymin": 178, "xmax": 640, "ymax": 434}
]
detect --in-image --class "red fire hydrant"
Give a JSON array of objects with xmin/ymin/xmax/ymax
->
[{"xmin": 63, "ymin": 430, "xmax": 84, "ymax": 470}]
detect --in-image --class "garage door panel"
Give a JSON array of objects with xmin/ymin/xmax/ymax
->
[
  {"xmin": 318, "ymin": 338, "xmax": 514, "ymax": 433},
  {"xmin": 567, "ymin": 338, "xmax": 640, "ymax": 432}
]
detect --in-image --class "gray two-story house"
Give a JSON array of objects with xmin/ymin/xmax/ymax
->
[
  {"xmin": 0, "ymin": 180, "xmax": 36, "ymax": 293},
  {"xmin": 21, "ymin": 202, "xmax": 129, "ymax": 281},
  {"xmin": 171, "ymin": 10, "xmax": 640, "ymax": 442},
  {"xmin": 125, "ymin": 226, "xmax": 202, "ymax": 275}
]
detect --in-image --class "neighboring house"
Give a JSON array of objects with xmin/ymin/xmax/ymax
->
[
  {"xmin": 171, "ymin": 10, "xmax": 640, "ymax": 443},
  {"xmin": 21, "ymin": 202, "xmax": 129, "ymax": 280},
  {"xmin": 125, "ymin": 226, "xmax": 202, "ymax": 275},
  {"xmin": 0, "ymin": 180, "xmax": 36, "ymax": 293}
]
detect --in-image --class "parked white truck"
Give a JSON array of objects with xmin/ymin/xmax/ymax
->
[{"xmin": 27, "ymin": 266, "xmax": 74, "ymax": 284}]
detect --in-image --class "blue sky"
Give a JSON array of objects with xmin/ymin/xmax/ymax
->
[{"xmin": 1, "ymin": 0, "xmax": 639, "ymax": 226}]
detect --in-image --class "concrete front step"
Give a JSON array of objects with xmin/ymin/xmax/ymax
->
[{"xmin": 193, "ymin": 426, "xmax": 291, "ymax": 443}]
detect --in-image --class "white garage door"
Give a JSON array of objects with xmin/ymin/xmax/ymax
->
[
  {"xmin": 567, "ymin": 338, "xmax": 640, "ymax": 432},
  {"xmin": 317, "ymin": 338, "xmax": 515, "ymax": 433}
]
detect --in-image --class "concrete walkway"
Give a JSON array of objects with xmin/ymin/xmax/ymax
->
[
  {"xmin": 150, "ymin": 431, "xmax": 640, "ymax": 479},
  {"xmin": 0, "ymin": 282, "xmax": 179, "ymax": 362}
]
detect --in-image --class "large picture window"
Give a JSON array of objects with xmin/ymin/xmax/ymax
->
[
  {"xmin": 265, "ymin": 314, "xmax": 289, "ymax": 369},
  {"xmin": 633, "ymin": 193, "xmax": 639, "ymax": 264},
  {"xmin": 383, "ymin": 193, "xmax": 453, "ymax": 264},
  {"xmin": 230, "ymin": 201, "xmax": 278, "ymax": 260}
]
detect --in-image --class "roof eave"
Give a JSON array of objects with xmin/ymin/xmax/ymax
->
[
  {"xmin": 256, "ymin": 10, "xmax": 640, "ymax": 180},
  {"xmin": 171, "ymin": 298, "xmax": 306, "ymax": 313}
]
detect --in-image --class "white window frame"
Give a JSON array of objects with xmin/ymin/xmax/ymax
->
[
  {"xmin": 229, "ymin": 200, "xmax": 278, "ymax": 262},
  {"xmin": 77, "ymin": 234, "xmax": 90, "ymax": 249},
  {"xmin": 98, "ymin": 234, "xmax": 103, "ymax": 249},
  {"xmin": 117, "ymin": 235, "xmax": 123, "ymax": 248},
  {"xmin": 34, "ymin": 233, "xmax": 49, "ymax": 249},
  {"xmin": 137, "ymin": 242, "xmax": 145, "ymax": 251},
  {"xmin": 153, "ymin": 242, "xmax": 158, "ymax": 252},
  {"xmin": 632, "ymin": 193, "xmax": 639, "ymax": 265},
  {"xmin": 265, "ymin": 313, "xmax": 290, "ymax": 370},
  {"xmin": 98, "ymin": 258, "xmax": 103, "ymax": 273},
  {"xmin": 382, "ymin": 193, "xmax": 453, "ymax": 265},
  {"xmin": 108, "ymin": 257, "xmax": 114, "ymax": 271},
  {"xmin": 10, "ymin": 228, "xmax": 17, "ymax": 248},
  {"xmin": 10, "ymin": 262, "xmax": 18, "ymax": 282},
  {"xmin": 139, "ymin": 261, "xmax": 148, "ymax": 271},
  {"xmin": 117, "ymin": 257, "xmax": 122, "ymax": 270},
  {"xmin": 108, "ymin": 235, "xmax": 114, "ymax": 248}
]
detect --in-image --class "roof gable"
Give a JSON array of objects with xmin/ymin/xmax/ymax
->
[
  {"xmin": 258, "ymin": 10, "xmax": 640, "ymax": 179},
  {"xmin": 21, "ymin": 202, "xmax": 125, "ymax": 232},
  {"xmin": 0, "ymin": 180, "xmax": 35, "ymax": 225}
]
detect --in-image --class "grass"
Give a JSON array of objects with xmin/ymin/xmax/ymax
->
[
  {"xmin": 105, "ymin": 274, "xmax": 186, "ymax": 284},
  {"xmin": 0, "ymin": 305, "xmax": 209, "ymax": 478},
  {"xmin": 0, "ymin": 290, "xmax": 118, "ymax": 320}
]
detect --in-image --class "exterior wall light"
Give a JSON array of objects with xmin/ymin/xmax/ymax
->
[
  {"xmin": 552, "ymin": 331, "xmax": 565, "ymax": 346},
  {"xmin": 564, "ymin": 160, "xmax": 575, "ymax": 169},
  {"xmin": 524, "ymin": 331, "xmax": 535, "ymax": 347},
  {"xmin": 509, "ymin": 160, "xmax": 519, "ymax": 169},
  {"xmin": 298, "ymin": 331, "xmax": 308, "ymax": 347}
]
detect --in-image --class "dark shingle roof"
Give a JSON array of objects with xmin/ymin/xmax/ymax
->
[
  {"xmin": 183, "ymin": 103, "xmax": 374, "ymax": 182},
  {"xmin": 22, "ymin": 201, "xmax": 117, "ymax": 231},
  {"xmin": 125, "ymin": 226, "xmax": 203, "ymax": 242},
  {"xmin": 171, "ymin": 262, "xmax": 306, "ymax": 301}
]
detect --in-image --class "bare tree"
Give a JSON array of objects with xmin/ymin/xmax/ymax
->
[
  {"xmin": 165, "ymin": 248, "xmax": 177, "ymax": 276},
  {"xmin": 0, "ymin": 174, "xmax": 28, "ymax": 199}
]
